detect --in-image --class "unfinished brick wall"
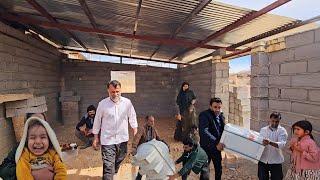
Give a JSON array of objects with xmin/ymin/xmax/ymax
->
[
  {"xmin": 0, "ymin": 104, "xmax": 16, "ymax": 159},
  {"xmin": 229, "ymin": 89, "xmax": 243, "ymax": 126},
  {"xmin": 0, "ymin": 22, "xmax": 62, "ymax": 159},
  {"xmin": 63, "ymin": 59, "xmax": 230, "ymax": 123},
  {"xmin": 62, "ymin": 60, "xmax": 178, "ymax": 120},
  {"xmin": 179, "ymin": 61, "xmax": 212, "ymax": 113},
  {"xmin": 251, "ymin": 28, "xmax": 320, "ymax": 170}
]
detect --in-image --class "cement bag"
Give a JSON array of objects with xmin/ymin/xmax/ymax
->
[
  {"xmin": 132, "ymin": 139, "xmax": 175, "ymax": 180},
  {"xmin": 220, "ymin": 123, "xmax": 265, "ymax": 163}
]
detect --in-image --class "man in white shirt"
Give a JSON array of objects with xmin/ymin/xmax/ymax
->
[
  {"xmin": 92, "ymin": 80, "xmax": 138, "ymax": 180},
  {"xmin": 258, "ymin": 112, "xmax": 288, "ymax": 180}
]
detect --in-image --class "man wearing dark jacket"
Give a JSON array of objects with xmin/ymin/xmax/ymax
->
[
  {"xmin": 199, "ymin": 97, "xmax": 225, "ymax": 180},
  {"xmin": 75, "ymin": 105, "xmax": 96, "ymax": 149},
  {"xmin": 169, "ymin": 137, "xmax": 209, "ymax": 180}
]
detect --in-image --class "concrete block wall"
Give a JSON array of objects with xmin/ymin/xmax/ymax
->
[
  {"xmin": 178, "ymin": 61, "xmax": 213, "ymax": 113},
  {"xmin": 0, "ymin": 104, "xmax": 16, "ymax": 160},
  {"xmin": 179, "ymin": 60, "xmax": 229, "ymax": 119},
  {"xmin": 269, "ymin": 29, "xmax": 320, "ymax": 142},
  {"xmin": 0, "ymin": 22, "xmax": 62, "ymax": 159},
  {"xmin": 62, "ymin": 60, "xmax": 178, "ymax": 120},
  {"xmin": 212, "ymin": 62, "xmax": 229, "ymax": 121},
  {"xmin": 229, "ymin": 89, "xmax": 243, "ymax": 126},
  {"xmin": 251, "ymin": 28, "xmax": 320, "ymax": 170}
]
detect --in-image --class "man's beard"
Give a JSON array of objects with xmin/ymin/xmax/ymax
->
[
  {"xmin": 111, "ymin": 95, "xmax": 120, "ymax": 102},
  {"xmin": 214, "ymin": 111, "xmax": 221, "ymax": 116},
  {"xmin": 270, "ymin": 124, "xmax": 278, "ymax": 129}
]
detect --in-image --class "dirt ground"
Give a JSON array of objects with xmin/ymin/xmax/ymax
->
[{"xmin": 52, "ymin": 118, "xmax": 258, "ymax": 180}]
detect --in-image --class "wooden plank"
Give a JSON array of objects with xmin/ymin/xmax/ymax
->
[
  {"xmin": 0, "ymin": 94, "xmax": 34, "ymax": 103},
  {"xmin": 6, "ymin": 104, "xmax": 47, "ymax": 118},
  {"xmin": 12, "ymin": 116, "xmax": 25, "ymax": 142},
  {"xmin": 5, "ymin": 96, "xmax": 46, "ymax": 109}
]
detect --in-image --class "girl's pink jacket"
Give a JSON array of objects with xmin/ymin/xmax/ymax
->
[{"xmin": 289, "ymin": 135, "xmax": 320, "ymax": 171}]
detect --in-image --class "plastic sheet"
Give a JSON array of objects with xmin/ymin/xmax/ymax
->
[
  {"xmin": 220, "ymin": 123, "xmax": 265, "ymax": 163},
  {"xmin": 132, "ymin": 140, "xmax": 175, "ymax": 180}
]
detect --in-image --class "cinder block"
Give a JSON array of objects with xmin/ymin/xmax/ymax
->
[
  {"xmin": 309, "ymin": 90, "xmax": 320, "ymax": 102},
  {"xmin": 59, "ymin": 96, "xmax": 81, "ymax": 102},
  {"xmin": 251, "ymin": 76, "xmax": 268, "ymax": 87},
  {"xmin": 308, "ymin": 59, "xmax": 320, "ymax": 73},
  {"xmin": 251, "ymin": 52, "xmax": 269, "ymax": 66},
  {"xmin": 0, "ymin": 81, "xmax": 7, "ymax": 91},
  {"xmin": 270, "ymin": 49, "xmax": 294, "ymax": 63},
  {"xmin": 5, "ymin": 96, "xmax": 46, "ymax": 108},
  {"xmin": 305, "ymin": 117, "xmax": 320, "ymax": 132},
  {"xmin": 281, "ymin": 88, "xmax": 307, "ymax": 100},
  {"xmin": 251, "ymin": 98, "xmax": 268, "ymax": 110},
  {"xmin": 222, "ymin": 70, "xmax": 229, "ymax": 78},
  {"xmin": 286, "ymin": 30, "xmax": 315, "ymax": 48},
  {"xmin": 291, "ymin": 73, "xmax": 320, "ymax": 87},
  {"xmin": 0, "ymin": 72, "xmax": 12, "ymax": 81},
  {"xmin": 269, "ymin": 76, "xmax": 291, "ymax": 86},
  {"xmin": 251, "ymin": 65, "xmax": 269, "ymax": 75},
  {"xmin": 281, "ymin": 112, "xmax": 306, "ymax": 126},
  {"xmin": 6, "ymin": 104, "xmax": 48, "ymax": 118},
  {"xmin": 60, "ymin": 91, "xmax": 74, "ymax": 97},
  {"xmin": 269, "ymin": 100, "xmax": 291, "ymax": 112},
  {"xmin": 280, "ymin": 61, "xmax": 307, "ymax": 74},
  {"xmin": 315, "ymin": 28, "xmax": 320, "ymax": 42},
  {"xmin": 251, "ymin": 87, "xmax": 268, "ymax": 98},
  {"xmin": 215, "ymin": 70, "xmax": 223, "ymax": 78},
  {"xmin": 292, "ymin": 102, "xmax": 320, "ymax": 118},
  {"xmin": 212, "ymin": 62, "xmax": 229, "ymax": 70},
  {"xmin": 6, "ymin": 81, "xmax": 28, "ymax": 89},
  {"xmin": 295, "ymin": 43, "xmax": 320, "ymax": 60}
]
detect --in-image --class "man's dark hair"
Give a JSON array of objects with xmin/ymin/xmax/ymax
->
[
  {"xmin": 210, "ymin": 97, "xmax": 222, "ymax": 106},
  {"xmin": 87, "ymin": 105, "xmax": 96, "ymax": 112},
  {"xmin": 183, "ymin": 136, "xmax": 195, "ymax": 147},
  {"xmin": 270, "ymin": 112, "xmax": 281, "ymax": 120},
  {"xmin": 145, "ymin": 115, "xmax": 154, "ymax": 121},
  {"xmin": 107, "ymin": 80, "xmax": 121, "ymax": 88}
]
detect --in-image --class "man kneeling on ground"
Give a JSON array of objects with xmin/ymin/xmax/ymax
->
[
  {"xmin": 75, "ymin": 105, "xmax": 96, "ymax": 149},
  {"xmin": 169, "ymin": 137, "xmax": 209, "ymax": 180}
]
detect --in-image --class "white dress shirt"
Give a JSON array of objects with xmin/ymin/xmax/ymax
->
[
  {"xmin": 259, "ymin": 125, "xmax": 288, "ymax": 164},
  {"xmin": 92, "ymin": 96, "xmax": 138, "ymax": 145}
]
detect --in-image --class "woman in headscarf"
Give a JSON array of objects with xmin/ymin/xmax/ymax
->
[{"xmin": 174, "ymin": 82, "xmax": 197, "ymax": 141}]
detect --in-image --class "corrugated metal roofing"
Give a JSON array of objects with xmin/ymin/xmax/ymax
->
[{"xmin": 0, "ymin": 0, "xmax": 308, "ymax": 64}]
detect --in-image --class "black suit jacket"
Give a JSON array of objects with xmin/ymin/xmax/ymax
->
[{"xmin": 198, "ymin": 109, "xmax": 225, "ymax": 152}]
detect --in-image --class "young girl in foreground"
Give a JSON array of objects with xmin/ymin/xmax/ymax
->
[
  {"xmin": 285, "ymin": 120, "xmax": 320, "ymax": 180},
  {"xmin": 15, "ymin": 117, "xmax": 66, "ymax": 180}
]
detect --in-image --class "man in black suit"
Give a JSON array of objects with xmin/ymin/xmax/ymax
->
[{"xmin": 199, "ymin": 97, "xmax": 225, "ymax": 180}]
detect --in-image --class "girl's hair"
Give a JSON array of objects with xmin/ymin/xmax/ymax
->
[
  {"xmin": 180, "ymin": 82, "xmax": 190, "ymax": 92},
  {"xmin": 292, "ymin": 120, "xmax": 314, "ymax": 140}
]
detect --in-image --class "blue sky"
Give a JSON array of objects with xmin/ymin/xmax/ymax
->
[
  {"xmin": 229, "ymin": 55, "xmax": 251, "ymax": 74},
  {"xmin": 224, "ymin": 0, "xmax": 320, "ymax": 73}
]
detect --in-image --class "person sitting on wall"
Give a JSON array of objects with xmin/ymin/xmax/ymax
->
[{"xmin": 75, "ymin": 105, "xmax": 96, "ymax": 149}]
